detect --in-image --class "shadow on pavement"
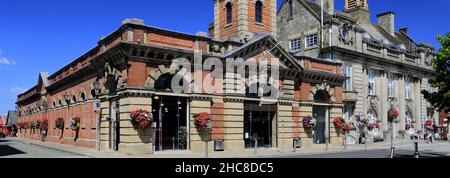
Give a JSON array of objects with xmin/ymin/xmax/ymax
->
[
  {"xmin": 0, "ymin": 145, "xmax": 26, "ymax": 157},
  {"xmin": 395, "ymin": 152, "xmax": 450, "ymax": 158},
  {"xmin": 0, "ymin": 139, "xmax": 11, "ymax": 143}
]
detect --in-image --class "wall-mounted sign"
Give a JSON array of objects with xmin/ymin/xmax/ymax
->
[{"xmin": 93, "ymin": 99, "xmax": 101, "ymax": 112}]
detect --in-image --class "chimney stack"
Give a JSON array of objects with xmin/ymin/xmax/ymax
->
[{"xmin": 377, "ymin": 12, "xmax": 395, "ymax": 35}]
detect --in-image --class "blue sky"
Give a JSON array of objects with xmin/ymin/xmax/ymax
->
[{"xmin": 0, "ymin": 0, "xmax": 449, "ymax": 115}]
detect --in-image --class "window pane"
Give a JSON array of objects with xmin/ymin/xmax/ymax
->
[
  {"xmin": 305, "ymin": 34, "xmax": 318, "ymax": 48},
  {"xmin": 290, "ymin": 38, "xmax": 301, "ymax": 51},
  {"xmin": 226, "ymin": 3, "xmax": 232, "ymax": 24},
  {"xmin": 255, "ymin": 1, "xmax": 263, "ymax": 23}
]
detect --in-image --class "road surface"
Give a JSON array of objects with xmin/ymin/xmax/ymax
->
[{"xmin": 0, "ymin": 138, "xmax": 88, "ymax": 158}]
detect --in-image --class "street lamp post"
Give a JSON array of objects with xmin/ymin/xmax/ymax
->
[{"xmin": 390, "ymin": 121, "xmax": 395, "ymax": 158}]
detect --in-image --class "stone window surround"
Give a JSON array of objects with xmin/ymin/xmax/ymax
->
[
  {"xmin": 405, "ymin": 76, "xmax": 412, "ymax": 100},
  {"xmin": 368, "ymin": 69, "xmax": 376, "ymax": 96},
  {"xmin": 387, "ymin": 72, "xmax": 394, "ymax": 98},
  {"xmin": 343, "ymin": 64, "xmax": 353, "ymax": 91}
]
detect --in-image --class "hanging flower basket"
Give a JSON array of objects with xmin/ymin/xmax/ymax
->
[
  {"xmin": 193, "ymin": 112, "xmax": 212, "ymax": 131},
  {"xmin": 388, "ymin": 107, "xmax": 400, "ymax": 123},
  {"xmin": 194, "ymin": 112, "xmax": 212, "ymax": 141},
  {"xmin": 333, "ymin": 117, "xmax": 345, "ymax": 129},
  {"xmin": 425, "ymin": 119, "xmax": 433, "ymax": 130},
  {"xmin": 368, "ymin": 122, "xmax": 381, "ymax": 130},
  {"xmin": 40, "ymin": 118, "xmax": 49, "ymax": 130},
  {"xmin": 55, "ymin": 118, "xmax": 64, "ymax": 130},
  {"xmin": 302, "ymin": 116, "xmax": 316, "ymax": 133},
  {"xmin": 333, "ymin": 117, "xmax": 355, "ymax": 132},
  {"xmin": 130, "ymin": 109, "xmax": 153, "ymax": 130},
  {"xmin": 69, "ymin": 117, "xmax": 81, "ymax": 131}
]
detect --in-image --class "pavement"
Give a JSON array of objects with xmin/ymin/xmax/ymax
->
[{"xmin": 1, "ymin": 137, "xmax": 449, "ymax": 158}]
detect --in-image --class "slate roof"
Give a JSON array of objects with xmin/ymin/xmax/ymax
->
[{"xmin": 293, "ymin": 0, "xmax": 429, "ymax": 51}]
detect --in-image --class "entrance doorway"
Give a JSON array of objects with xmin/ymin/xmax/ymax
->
[
  {"xmin": 312, "ymin": 89, "xmax": 331, "ymax": 145},
  {"xmin": 244, "ymin": 102, "xmax": 277, "ymax": 148},
  {"xmin": 313, "ymin": 106, "xmax": 327, "ymax": 144},
  {"xmin": 152, "ymin": 96, "xmax": 188, "ymax": 152}
]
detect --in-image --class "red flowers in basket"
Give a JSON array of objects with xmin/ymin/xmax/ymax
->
[
  {"xmin": 193, "ymin": 112, "xmax": 212, "ymax": 131},
  {"xmin": 333, "ymin": 117, "xmax": 354, "ymax": 132},
  {"xmin": 389, "ymin": 107, "xmax": 400, "ymax": 118},
  {"xmin": 40, "ymin": 118, "xmax": 49, "ymax": 130},
  {"xmin": 368, "ymin": 122, "xmax": 380, "ymax": 129},
  {"xmin": 130, "ymin": 109, "xmax": 153, "ymax": 130},
  {"xmin": 333, "ymin": 117, "xmax": 344, "ymax": 128},
  {"xmin": 425, "ymin": 119, "xmax": 433, "ymax": 127}
]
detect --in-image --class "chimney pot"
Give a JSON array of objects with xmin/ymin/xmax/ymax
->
[{"xmin": 400, "ymin": 28, "xmax": 409, "ymax": 35}]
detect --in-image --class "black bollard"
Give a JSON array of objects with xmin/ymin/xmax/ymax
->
[
  {"xmin": 390, "ymin": 147, "xmax": 395, "ymax": 158},
  {"xmin": 414, "ymin": 142, "xmax": 420, "ymax": 158}
]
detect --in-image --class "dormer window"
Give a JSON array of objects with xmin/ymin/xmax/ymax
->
[{"xmin": 255, "ymin": 1, "xmax": 263, "ymax": 23}]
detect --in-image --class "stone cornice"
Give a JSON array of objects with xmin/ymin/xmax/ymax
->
[{"xmin": 322, "ymin": 46, "xmax": 436, "ymax": 76}]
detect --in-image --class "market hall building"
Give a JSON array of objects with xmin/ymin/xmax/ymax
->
[{"xmin": 15, "ymin": 0, "xmax": 347, "ymax": 155}]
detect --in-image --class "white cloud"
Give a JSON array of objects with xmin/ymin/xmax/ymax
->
[
  {"xmin": 0, "ymin": 57, "xmax": 11, "ymax": 65},
  {"xmin": 10, "ymin": 87, "xmax": 27, "ymax": 95},
  {"xmin": 0, "ymin": 49, "xmax": 16, "ymax": 65}
]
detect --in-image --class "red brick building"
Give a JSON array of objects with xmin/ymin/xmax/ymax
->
[{"xmin": 16, "ymin": 0, "xmax": 346, "ymax": 155}]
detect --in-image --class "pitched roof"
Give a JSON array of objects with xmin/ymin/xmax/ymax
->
[
  {"xmin": 291, "ymin": 0, "xmax": 428, "ymax": 51},
  {"xmin": 221, "ymin": 32, "xmax": 304, "ymax": 72},
  {"xmin": 296, "ymin": 0, "xmax": 334, "ymax": 21}
]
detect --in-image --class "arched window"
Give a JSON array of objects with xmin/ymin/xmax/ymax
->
[
  {"xmin": 154, "ymin": 73, "xmax": 175, "ymax": 90},
  {"xmin": 255, "ymin": 1, "xmax": 263, "ymax": 23},
  {"xmin": 314, "ymin": 90, "xmax": 330, "ymax": 103},
  {"xmin": 72, "ymin": 95, "xmax": 77, "ymax": 103},
  {"xmin": 80, "ymin": 92, "xmax": 86, "ymax": 101},
  {"xmin": 226, "ymin": 2, "xmax": 232, "ymax": 24}
]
